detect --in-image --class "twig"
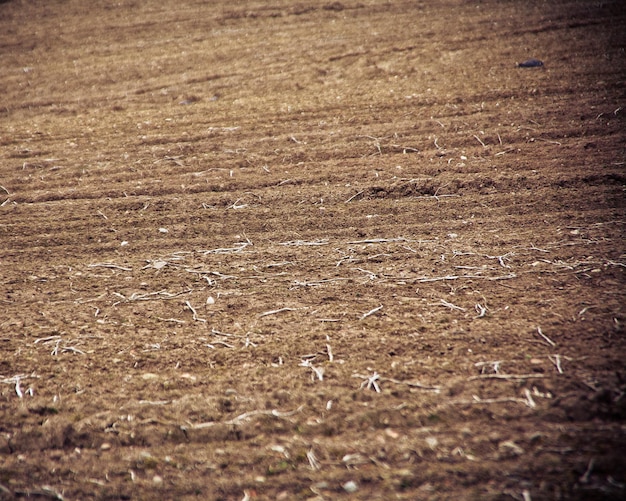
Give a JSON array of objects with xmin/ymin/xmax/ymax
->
[
  {"xmin": 348, "ymin": 237, "xmax": 410, "ymax": 244},
  {"xmin": 353, "ymin": 267, "xmax": 378, "ymax": 279},
  {"xmin": 113, "ymin": 289, "xmax": 190, "ymax": 306},
  {"xmin": 185, "ymin": 269, "xmax": 236, "ymax": 280},
  {"xmin": 13, "ymin": 487, "xmax": 66, "ymax": 500},
  {"xmin": 88, "ymin": 263, "xmax": 132, "ymax": 271},
  {"xmin": 211, "ymin": 328, "xmax": 237, "ymax": 338},
  {"xmin": 474, "ymin": 303, "xmax": 487, "ymax": 318},
  {"xmin": 157, "ymin": 317, "xmax": 186, "ymax": 324},
  {"xmin": 359, "ymin": 135, "xmax": 383, "ymax": 155},
  {"xmin": 280, "ymin": 239, "xmax": 328, "ymax": 246},
  {"xmin": 307, "ymin": 449, "xmax": 321, "ymax": 471},
  {"xmin": 532, "ymin": 137, "xmax": 562, "ymax": 146},
  {"xmin": 536, "ymin": 326, "xmax": 556, "ymax": 347},
  {"xmin": 356, "ymin": 372, "xmax": 381, "ymax": 392},
  {"xmin": 352, "ymin": 373, "xmax": 440, "ymax": 392},
  {"xmin": 206, "ymin": 340, "xmax": 235, "ymax": 349},
  {"xmin": 15, "ymin": 376, "xmax": 23, "ymax": 398},
  {"xmin": 62, "ymin": 346, "xmax": 86, "ymax": 355},
  {"xmin": 579, "ymin": 458, "xmax": 595, "ymax": 483},
  {"xmin": 200, "ymin": 243, "xmax": 249, "ymax": 254},
  {"xmin": 468, "ymin": 374, "xmax": 546, "ymax": 381},
  {"xmin": 527, "ymin": 243, "xmax": 549, "ymax": 253},
  {"xmin": 259, "ymin": 307, "xmax": 300, "ymax": 318},
  {"xmin": 523, "ymin": 388, "xmax": 537, "ymax": 408},
  {"xmin": 432, "ymin": 299, "xmax": 466, "ymax": 311},
  {"xmin": 228, "ymin": 199, "xmax": 248, "ymax": 209},
  {"xmin": 345, "ymin": 190, "xmax": 364, "ymax": 203},
  {"xmin": 382, "ymin": 377, "xmax": 440, "ymax": 392},
  {"xmin": 299, "ymin": 359, "xmax": 324, "ymax": 381},
  {"xmin": 35, "ymin": 336, "xmax": 85, "ymax": 356},
  {"xmin": 473, "ymin": 134, "xmax": 487, "ymax": 148},
  {"xmin": 185, "ymin": 301, "xmax": 206, "ymax": 323},
  {"xmin": 291, "ymin": 278, "xmax": 349, "ymax": 288},
  {"xmin": 0, "ymin": 185, "xmax": 10, "ymax": 206},
  {"xmin": 549, "ymin": 354, "xmax": 563, "ymax": 373},
  {"xmin": 360, "ymin": 305, "xmax": 383, "ymax": 320},
  {"xmin": 34, "ymin": 335, "xmax": 62, "ymax": 344},
  {"xmin": 452, "ymin": 250, "xmax": 513, "ymax": 268},
  {"xmin": 417, "ymin": 273, "xmax": 516, "ymax": 282},
  {"xmin": 451, "ymin": 395, "xmax": 535, "ymax": 407},
  {"xmin": 475, "ymin": 360, "xmax": 501, "ymax": 374},
  {"xmin": 184, "ymin": 405, "xmax": 304, "ymax": 430}
]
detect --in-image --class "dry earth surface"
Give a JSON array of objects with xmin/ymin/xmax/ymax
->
[{"xmin": 1, "ymin": 0, "xmax": 625, "ymax": 499}]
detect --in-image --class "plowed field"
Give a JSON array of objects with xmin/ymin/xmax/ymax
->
[{"xmin": 1, "ymin": 0, "xmax": 625, "ymax": 499}]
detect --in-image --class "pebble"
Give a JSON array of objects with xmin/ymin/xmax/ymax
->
[
  {"xmin": 385, "ymin": 428, "xmax": 400, "ymax": 439},
  {"xmin": 425, "ymin": 436, "xmax": 438, "ymax": 449},
  {"xmin": 518, "ymin": 58, "xmax": 544, "ymax": 68},
  {"xmin": 343, "ymin": 480, "xmax": 358, "ymax": 493}
]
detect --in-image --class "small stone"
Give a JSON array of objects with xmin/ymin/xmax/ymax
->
[
  {"xmin": 343, "ymin": 480, "xmax": 358, "ymax": 493},
  {"xmin": 518, "ymin": 58, "xmax": 544, "ymax": 68},
  {"xmin": 100, "ymin": 443, "xmax": 111, "ymax": 451},
  {"xmin": 312, "ymin": 482, "xmax": 329, "ymax": 490},
  {"xmin": 498, "ymin": 440, "xmax": 524, "ymax": 456},
  {"xmin": 425, "ymin": 436, "xmax": 438, "ymax": 449},
  {"xmin": 152, "ymin": 475, "xmax": 163, "ymax": 484},
  {"xmin": 385, "ymin": 428, "xmax": 400, "ymax": 439}
]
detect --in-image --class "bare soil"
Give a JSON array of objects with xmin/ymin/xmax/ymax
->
[{"xmin": 1, "ymin": 0, "xmax": 625, "ymax": 499}]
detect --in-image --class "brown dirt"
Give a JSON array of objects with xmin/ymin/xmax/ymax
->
[{"xmin": 1, "ymin": 0, "xmax": 625, "ymax": 499}]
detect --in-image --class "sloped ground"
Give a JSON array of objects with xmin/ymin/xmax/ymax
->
[{"xmin": 1, "ymin": 0, "xmax": 625, "ymax": 499}]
